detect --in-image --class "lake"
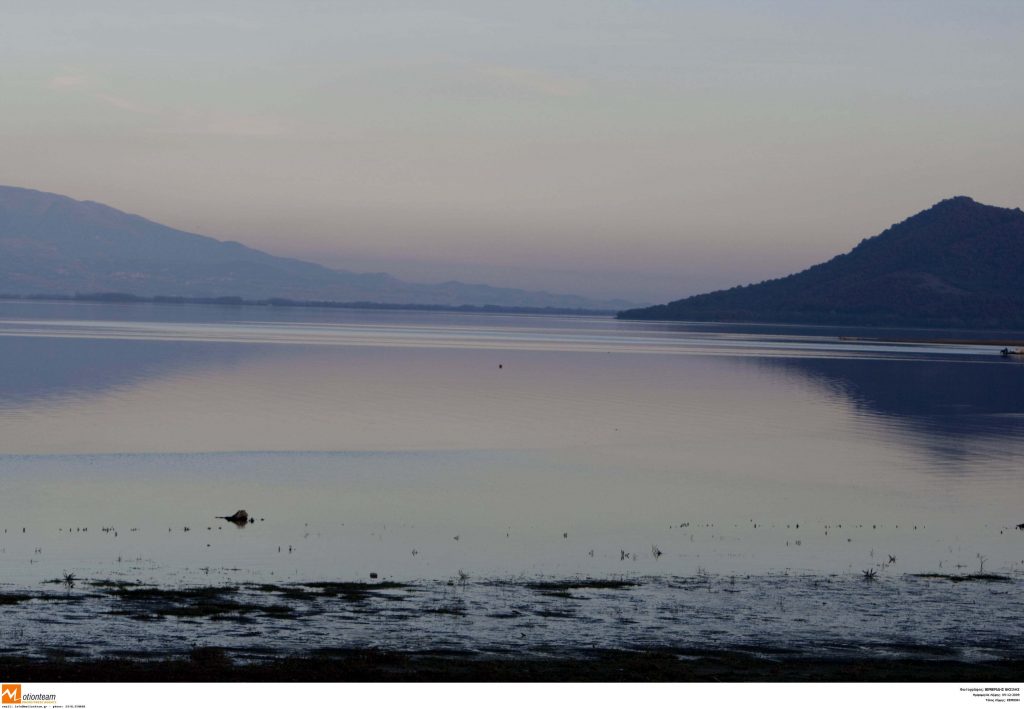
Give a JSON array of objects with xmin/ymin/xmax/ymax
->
[{"xmin": 1, "ymin": 300, "xmax": 1022, "ymax": 662}]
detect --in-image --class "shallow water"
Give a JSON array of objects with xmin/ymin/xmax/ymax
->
[{"xmin": 1, "ymin": 300, "xmax": 1022, "ymax": 659}]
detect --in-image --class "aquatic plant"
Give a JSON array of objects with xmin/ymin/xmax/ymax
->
[
  {"xmin": 61, "ymin": 571, "xmax": 76, "ymax": 590},
  {"xmin": 911, "ymin": 573, "xmax": 1012, "ymax": 583},
  {"xmin": 861, "ymin": 568, "xmax": 877, "ymax": 581},
  {"xmin": 526, "ymin": 579, "xmax": 637, "ymax": 593}
]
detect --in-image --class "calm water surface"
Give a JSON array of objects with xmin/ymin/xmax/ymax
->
[
  {"xmin": 1, "ymin": 300, "xmax": 1023, "ymax": 659},
  {"xmin": 1, "ymin": 299, "xmax": 1021, "ymax": 581}
]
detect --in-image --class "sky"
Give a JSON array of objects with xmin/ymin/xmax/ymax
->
[{"xmin": 2, "ymin": 1, "xmax": 1023, "ymax": 303}]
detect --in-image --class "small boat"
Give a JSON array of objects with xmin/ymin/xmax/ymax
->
[{"xmin": 1000, "ymin": 348, "xmax": 1024, "ymax": 358}]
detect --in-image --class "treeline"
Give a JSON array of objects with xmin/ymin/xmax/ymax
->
[
  {"xmin": 618, "ymin": 295, "xmax": 1024, "ymax": 330},
  {"xmin": 0, "ymin": 292, "xmax": 615, "ymax": 317}
]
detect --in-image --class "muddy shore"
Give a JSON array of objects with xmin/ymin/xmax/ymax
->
[
  {"xmin": 3, "ymin": 572, "xmax": 1022, "ymax": 681},
  {"xmin": 4, "ymin": 648, "xmax": 1024, "ymax": 682}
]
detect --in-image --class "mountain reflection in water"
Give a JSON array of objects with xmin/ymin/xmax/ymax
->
[{"xmin": 759, "ymin": 356, "xmax": 1024, "ymax": 466}]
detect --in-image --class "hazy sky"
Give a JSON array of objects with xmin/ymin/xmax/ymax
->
[{"xmin": 2, "ymin": 1, "xmax": 1023, "ymax": 302}]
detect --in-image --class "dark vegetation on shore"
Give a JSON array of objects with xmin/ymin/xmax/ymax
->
[
  {"xmin": 910, "ymin": 573, "xmax": 1014, "ymax": 583},
  {"xmin": 620, "ymin": 197, "xmax": 1024, "ymax": 329},
  {"xmin": 0, "ymin": 292, "xmax": 615, "ymax": 316},
  {"xmin": 3, "ymin": 571, "xmax": 1022, "ymax": 682},
  {"xmin": 526, "ymin": 579, "xmax": 639, "ymax": 592},
  {"xmin": 1, "ymin": 580, "xmax": 417, "ymax": 620},
  {"xmin": 3, "ymin": 649, "xmax": 1023, "ymax": 683}
]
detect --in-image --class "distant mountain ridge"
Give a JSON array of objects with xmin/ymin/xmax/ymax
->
[
  {"xmin": 0, "ymin": 186, "xmax": 638, "ymax": 310},
  {"xmin": 619, "ymin": 196, "xmax": 1024, "ymax": 328}
]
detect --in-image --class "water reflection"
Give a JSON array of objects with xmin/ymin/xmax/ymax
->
[
  {"xmin": 759, "ymin": 356, "xmax": 1024, "ymax": 466},
  {"xmin": 3, "ymin": 304, "xmax": 1024, "ymax": 465},
  {"xmin": 0, "ymin": 336, "xmax": 259, "ymax": 409}
]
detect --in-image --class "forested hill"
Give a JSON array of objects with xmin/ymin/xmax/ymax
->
[{"xmin": 618, "ymin": 197, "xmax": 1024, "ymax": 329}]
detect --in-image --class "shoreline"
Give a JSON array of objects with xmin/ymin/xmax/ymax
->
[
  {"xmin": 0, "ymin": 294, "xmax": 618, "ymax": 317},
  {"xmin": 837, "ymin": 335, "xmax": 1024, "ymax": 347},
  {"xmin": 3, "ymin": 573, "xmax": 1021, "ymax": 676},
  {"xmin": 3, "ymin": 649, "xmax": 1023, "ymax": 682}
]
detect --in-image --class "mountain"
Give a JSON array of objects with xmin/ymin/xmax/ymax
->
[
  {"xmin": 619, "ymin": 196, "xmax": 1024, "ymax": 328},
  {"xmin": 0, "ymin": 186, "xmax": 638, "ymax": 310}
]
